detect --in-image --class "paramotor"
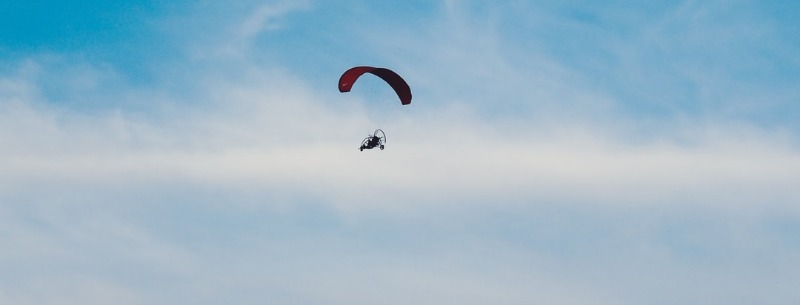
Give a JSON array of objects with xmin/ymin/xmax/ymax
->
[{"xmin": 359, "ymin": 129, "xmax": 387, "ymax": 151}]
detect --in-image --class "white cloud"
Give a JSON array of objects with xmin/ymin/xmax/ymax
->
[{"xmin": 2, "ymin": 58, "xmax": 798, "ymax": 214}]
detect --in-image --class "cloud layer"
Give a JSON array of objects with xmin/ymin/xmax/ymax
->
[{"xmin": 2, "ymin": 1, "xmax": 799, "ymax": 304}]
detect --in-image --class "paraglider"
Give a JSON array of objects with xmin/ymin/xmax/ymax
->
[{"xmin": 338, "ymin": 66, "xmax": 411, "ymax": 151}]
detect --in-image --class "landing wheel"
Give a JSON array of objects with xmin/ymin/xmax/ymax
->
[{"xmin": 380, "ymin": 145, "xmax": 385, "ymax": 150}]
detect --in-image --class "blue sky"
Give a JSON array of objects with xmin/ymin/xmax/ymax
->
[{"xmin": 2, "ymin": 1, "xmax": 799, "ymax": 304}]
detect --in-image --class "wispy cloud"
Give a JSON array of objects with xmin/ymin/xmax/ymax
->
[{"xmin": 155, "ymin": 0, "xmax": 311, "ymax": 60}]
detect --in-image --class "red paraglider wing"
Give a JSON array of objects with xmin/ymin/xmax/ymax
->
[
  {"xmin": 338, "ymin": 66, "xmax": 373, "ymax": 92},
  {"xmin": 338, "ymin": 66, "xmax": 412, "ymax": 105}
]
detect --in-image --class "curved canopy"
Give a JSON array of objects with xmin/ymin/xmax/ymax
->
[{"xmin": 338, "ymin": 66, "xmax": 412, "ymax": 105}]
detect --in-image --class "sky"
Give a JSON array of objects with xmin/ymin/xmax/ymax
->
[{"xmin": 1, "ymin": 0, "xmax": 799, "ymax": 304}]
